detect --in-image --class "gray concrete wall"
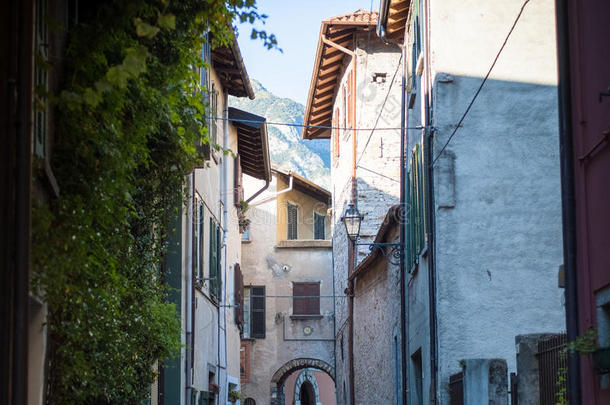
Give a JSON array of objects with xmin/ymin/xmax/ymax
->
[{"xmin": 241, "ymin": 175, "xmax": 334, "ymax": 405}]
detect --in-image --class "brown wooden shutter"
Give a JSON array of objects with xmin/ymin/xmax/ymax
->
[
  {"xmin": 234, "ymin": 155, "xmax": 243, "ymax": 206},
  {"xmin": 250, "ymin": 286, "xmax": 265, "ymax": 338},
  {"xmin": 293, "ymin": 282, "xmax": 320, "ymax": 315},
  {"xmin": 234, "ymin": 263, "xmax": 244, "ymax": 329}
]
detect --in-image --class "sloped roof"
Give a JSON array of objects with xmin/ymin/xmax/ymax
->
[
  {"xmin": 272, "ymin": 166, "xmax": 331, "ymax": 205},
  {"xmin": 302, "ymin": 10, "xmax": 378, "ymax": 140},
  {"xmin": 229, "ymin": 108, "xmax": 271, "ymax": 182},
  {"xmin": 378, "ymin": 0, "xmax": 410, "ymax": 44},
  {"xmin": 211, "ymin": 31, "xmax": 255, "ymax": 99}
]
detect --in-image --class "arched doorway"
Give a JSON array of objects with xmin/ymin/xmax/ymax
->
[
  {"xmin": 294, "ymin": 369, "xmax": 319, "ymax": 405},
  {"xmin": 270, "ymin": 358, "xmax": 334, "ymax": 405}
]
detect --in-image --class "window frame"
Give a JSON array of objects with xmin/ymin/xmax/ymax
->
[
  {"xmin": 292, "ymin": 281, "xmax": 321, "ymax": 317},
  {"xmin": 287, "ymin": 202, "xmax": 298, "ymax": 240},
  {"xmin": 313, "ymin": 211, "xmax": 326, "ymax": 240}
]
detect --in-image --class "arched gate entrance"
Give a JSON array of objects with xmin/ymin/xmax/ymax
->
[{"xmin": 270, "ymin": 358, "xmax": 334, "ymax": 405}]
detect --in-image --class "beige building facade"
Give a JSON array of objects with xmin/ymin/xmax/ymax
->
[{"xmin": 240, "ymin": 169, "xmax": 335, "ymax": 405}]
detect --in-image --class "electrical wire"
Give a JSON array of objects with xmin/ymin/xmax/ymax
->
[
  {"xmin": 355, "ymin": 52, "xmax": 403, "ymax": 167},
  {"xmin": 431, "ymin": 0, "xmax": 531, "ymax": 166},
  {"xmin": 209, "ymin": 115, "xmax": 422, "ymax": 132}
]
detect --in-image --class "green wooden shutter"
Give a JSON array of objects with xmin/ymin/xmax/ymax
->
[
  {"xmin": 250, "ymin": 286, "xmax": 265, "ymax": 338},
  {"xmin": 216, "ymin": 223, "xmax": 221, "ymax": 300},
  {"xmin": 209, "ymin": 218, "xmax": 218, "ymax": 299},
  {"xmin": 287, "ymin": 203, "xmax": 298, "ymax": 240}
]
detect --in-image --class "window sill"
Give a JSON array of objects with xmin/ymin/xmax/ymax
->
[
  {"xmin": 276, "ymin": 240, "xmax": 331, "ymax": 249},
  {"xmin": 241, "ymin": 240, "xmax": 252, "ymax": 244},
  {"xmin": 290, "ymin": 314, "xmax": 323, "ymax": 320}
]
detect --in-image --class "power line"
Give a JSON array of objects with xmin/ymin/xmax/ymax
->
[
  {"xmin": 431, "ymin": 0, "xmax": 531, "ymax": 166},
  {"xmin": 356, "ymin": 52, "xmax": 403, "ymax": 166},
  {"xmin": 209, "ymin": 115, "xmax": 422, "ymax": 132}
]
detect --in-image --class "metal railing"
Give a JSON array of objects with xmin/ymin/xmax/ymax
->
[{"xmin": 537, "ymin": 334, "xmax": 567, "ymax": 405}]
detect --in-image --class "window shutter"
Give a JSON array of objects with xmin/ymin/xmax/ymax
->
[
  {"xmin": 216, "ymin": 224, "xmax": 221, "ymax": 300},
  {"xmin": 250, "ymin": 286, "xmax": 265, "ymax": 338},
  {"xmin": 314, "ymin": 213, "xmax": 325, "ymax": 240},
  {"xmin": 209, "ymin": 218, "xmax": 220, "ymax": 300},
  {"xmin": 293, "ymin": 282, "xmax": 320, "ymax": 315},
  {"xmin": 234, "ymin": 155, "xmax": 243, "ymax": 206},
  {"xmin": 287, "ymin": 203, "xmax": 298, "ymax": 240},
  {"xmin": 234, "ymin": 263, "xmax": 244, "ymax": 328}
]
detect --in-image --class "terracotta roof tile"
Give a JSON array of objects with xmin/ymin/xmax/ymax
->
[{"xmin": 324, "ymin": 9, "xmax": 378, "ymax": 25}]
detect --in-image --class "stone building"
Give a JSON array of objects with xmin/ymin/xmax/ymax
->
[
  {"xmin": 158, "ymin": 30, "xmax": 272, "ymax": 404},
  {"xmin": 378, "ymin": 0, "xmax": 566, "ymax": 403},
  {"xmin": 239, "ymin": 168, "xmax": 334, "ymax": 405},
  {"xmin": 301, "ymin": 9, "xmax": 403, "ymax": 405}
]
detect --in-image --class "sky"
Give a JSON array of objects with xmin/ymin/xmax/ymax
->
[{"xmin": 235, "ymin": 0, "xmax": 380, "ymax": 105}]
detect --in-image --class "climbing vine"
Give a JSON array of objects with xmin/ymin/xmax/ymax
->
[{"xmin": 31, "ymin": 0, "xmax": 275, "ymax": 403}]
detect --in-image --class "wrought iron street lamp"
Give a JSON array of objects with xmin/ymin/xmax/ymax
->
[
  {"xmin": 340, "ymin": 203, "xmax": 403, "ymax": 265},
  {"xmin": 340, "ymin": 203, "xmax": 363, "ymax": 241}
]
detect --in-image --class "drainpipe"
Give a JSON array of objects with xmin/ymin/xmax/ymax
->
[
  {"xmin": 555, "ymin": 0, "xmax": 581, "ymax": 402},
  {"xmin": 348, "ymin": 243, "xmax": 355, "ymax": 405},
  {"xmin": 222, "ymin": 91, "xmax": 230, "ymax": 402},
  {"xmin": 422, "ymin": 0, "xmax": 438, "ymax": 401},
  {"xmin": 249, "ymin": 175, "xmax": 293, "ymax": 207},
  {"xmin": 378, "ymin": 22, "xmax": 409, "ymax": 405}
]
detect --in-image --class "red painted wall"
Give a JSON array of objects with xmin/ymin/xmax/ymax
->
[{"xmin": 566, "ymin": 0, "xmax": 610, "ymax": 402}]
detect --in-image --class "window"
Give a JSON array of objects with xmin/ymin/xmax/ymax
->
[
  {"xmin": 234, "ymin": 263, "xmax": 243, "ymax": 328},
  {"xmin": 287, "ymin": 203, "xmax": 298, "ymax": 240},
  {"xmin": 210, "ymin": 83, "xmax": 218, "ymax": 146},
  {"xmin": 314, "ymin": 212, "xmax": 325, "ymax": 240},
  {"xmin": 407, "ymin": 143, "xmax": 426, "ymax": 270},
  {"xmin": 241, "ymin": 226, "xmax": 250, "ymax": 241},
  {"xmin": 243, "ymin": 286, "xmax": 265, "ymax": 339},
  {"xmin": 240, "ymin": 341, "xmax": 251, "ymax": 382},
  {"xmin": 198, "ymin": 32, "xmax": 212, "ymax": 160},
  {"xmin": 292, "ymin": 282, "xmax": 320, "ymax": 316},
  {"xmin": 209, "ymin": 218, "xmax": 221, "ymax": 300},
  {"xmin": 195, "ymin": 199, "xmax": 204, "ymax": 282}
]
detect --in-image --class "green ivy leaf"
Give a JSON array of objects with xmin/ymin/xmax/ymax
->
[
  {"xmin": 82, "ymin": 87, "xmax": 102, "ymax": 107},
  {"xmin": 123, "ymin": 46, "xmax": 149, "ymax": 76},
  {"xmin": 157, "ymin": 13, "xmax": 176, "ymax": 30},
  {"xmin": 134, "ymin": 18, "xmax": 160, "ymax": 39}
]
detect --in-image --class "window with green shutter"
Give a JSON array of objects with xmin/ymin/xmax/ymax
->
[
  {"xmin": 314, "ymin": 212, "xmax": 325, "ymax": 240},
  {"xmin": 209, "ymin": 218, "xmax": 221, "ymax": 301},
  {"xmin": 287, "ymin": 203, "xmax": 298, "ymax": 240},
  {"xmin": 407, "ymin": 142, "xmax": 427, "ymax": 270}
]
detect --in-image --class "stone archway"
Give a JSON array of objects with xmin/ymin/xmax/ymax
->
[
  {"xmin": 294, "ymin": 369, "xmax": 320, "ymax": 405},
  {"xmin": 270, "ymin": 358, "xmax": 334, "ymax": 405}
]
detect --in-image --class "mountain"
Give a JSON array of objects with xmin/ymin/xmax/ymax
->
[{"xmin": 229, "ymin": 80, "xmax": 330, "ymax": 189}]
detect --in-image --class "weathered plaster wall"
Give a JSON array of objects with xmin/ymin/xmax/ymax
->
[
  {"xmin": 241, "ymin": 175, "xmax": 334, "ymax": 405},
  {"xmin": 417, "ymin": 0, "xmax": 564, "ymax": 402},
  {"xmin": 352, "ymin": 238, "xmax": 402, "ymax": 405},
  {"xmin": 330, "ymin": 35, "xmax": 402, "ymax": 405},
  {"xmin": 190, "ymin": 67, "xmax": 244, "ymax": 399}
]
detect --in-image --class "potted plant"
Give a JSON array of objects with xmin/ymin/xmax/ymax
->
[
  {"xmin": 228, "ymin": 388, "xmax": 244, "ymax": 403},
  {"xmin": 237, "ymin": 200, "xmax": 250, "ymax": 234}
]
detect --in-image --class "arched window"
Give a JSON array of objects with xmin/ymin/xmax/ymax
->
[{"xmin": 244, "ymin": 398, "xmax": 256, "ymax": 405}]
